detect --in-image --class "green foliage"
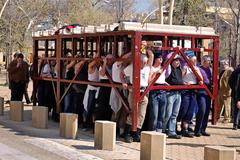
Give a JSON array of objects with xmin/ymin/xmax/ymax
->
[{"xmin": 173, "ymin": 0, "xmax": 213, "ymax": 27}]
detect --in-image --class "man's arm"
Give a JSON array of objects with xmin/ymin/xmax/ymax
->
[
  {"xmin": 66, "ymin": 60, "xmax": 76, "ymax": 71},
  {"xmin": 146, "ymin": 49, "xmax": 154, "ymax": 67},
  {"xmin": 88, "ymin": 59, "xmax": 98, "ymax": 74},
  {"xmin": 99, "ymin": 57, "xmax": 107, "ymax": 77}
]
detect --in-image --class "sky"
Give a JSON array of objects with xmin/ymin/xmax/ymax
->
[{"xmin": 135, "ymin": 0, "xmax": 154, "ymax": 13}]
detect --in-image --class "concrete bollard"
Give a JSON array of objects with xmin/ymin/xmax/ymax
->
[
  {"xmin": 204, "ymin": 145, "xmax": 236, "ymax": 160},
  {"xmin": 10, "ymin": 101, "xmax": 24, "ymax": 121},
  {"xmin": 94, "ymin": 121, "xmax": 116, "ymax": 151},
  {"xmin": 0, "ymin": 97, "xmax": 4, "ymax": 115},
  {"xmin": 140, "ymin": 131, "xmax": 166, "ymax": 160},
  {"xmin": 32, "ymin": 106, "xmax": 48, "ymax": 129},
  {"xmin": 59, "ymin": 113, "xmax": 78, "ymax": 139}
]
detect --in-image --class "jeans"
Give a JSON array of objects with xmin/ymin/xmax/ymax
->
[
  {"xmin": 177, "ymin": 90, "xmax": 197, "ymax": 124},
  {"xmin": 195, "ymin": 92, "xmax": 211, "ymax": 134},
  {"xmin": 148, "ymin": 90, "xmax": 167, "ymax": 131},
  {"xmin": 163, "ymin": 91, "xmax": 181, "ymax": 135},
  {"xmin": 64, "ymin": 92, "xmax": 75, "ymax": 113}
]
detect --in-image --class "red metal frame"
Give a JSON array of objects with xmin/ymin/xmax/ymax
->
[{"xmin": 32, "ymin": 30, "xmax": 219, "ymax": 131}]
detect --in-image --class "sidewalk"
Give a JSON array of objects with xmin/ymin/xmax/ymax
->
[{"xmin": 0, "ymin": 73, "xmax": 240, "ymax": 159}]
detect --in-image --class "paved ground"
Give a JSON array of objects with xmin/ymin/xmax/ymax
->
[{"xmin": 0, "ymin": 70, "xmax": 240, "ymax": 160}]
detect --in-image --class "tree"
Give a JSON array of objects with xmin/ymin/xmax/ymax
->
[
  {"xmin": 168, "ymin": 0, "xmax": 174, "ymax": 25},
  {"xmin": 226, "ymin": 0, "xmax": 240, "ymax": 67},
  {"xmin": 212, "ymin": 0, "xmax": 240, "ymax": 67},
  {"xmin": 173, "ymin": 0, "xmax": 213, "ymax": 27}
]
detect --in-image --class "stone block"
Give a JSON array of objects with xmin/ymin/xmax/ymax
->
[
  {"xmin": 0, "ymin": 97, "xmax": 4, "ymax": 115},
  {"xmin": 59, "ymin": 113, "xmax": 78, "ymax": 139},
  {"xmin": 204, "ymin": 146, "xmax": 236, "ymax": 160},
  {"xmin": 32, "ymin": 106, "xmax": 48, "ymax": 129},
  {"xmin": 94, "ymin": 121, "xmax": 116, "ymax": 151},
  {"xmin": 140, "ymin": 131, "xmax": 166, "ymax": 160},
  {"xmin": 10, "ymin": 101, "xmax": 23, "ymax": 121}
]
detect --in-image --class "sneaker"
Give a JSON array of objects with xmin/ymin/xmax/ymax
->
[
  {"xmin": 168, "ymin": 134, "xmax": 181, "ymax": 139},
  {"xmin": 132, "ymin": 133, "xmax": 140, "ymax": 142},
  {"xmin": 181, "ymin": 130, "xmax": 194, "ymax": 138},
  {"xmin": 81, "ymin": 128, "xmax": 89, "ymax": 132},
  {"xmin": 222, "ymin": 119, "xmax": 230, "ymax": 123},
  {"xmin": 233, "ymin": 126, "xmax": 238, "ymax": 130},
  {"xmin": 201, "ymin": 131, "xmax": 210, "ymax": 136},
  {"xmin": 124, "ymin": 134, "xmax": 133, "ymax": 143},
  {"xmin": 188, "ymin": 127, "xmax": 194, "ymax": 132},
  {"xmin": 176, "ymin": 130, "xmax": 181, "ymax": 135},
  {"xmin": 194, "ymin": 133, "xmax": 202, "ymax": 137},
  {"xmin": 156, "ymin": 129, "xmax": 162, "ymax": 133}
]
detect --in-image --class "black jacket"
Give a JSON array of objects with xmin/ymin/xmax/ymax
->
[
  {"xmin": 228, "ymin": 67, "xmax": 240, "ymax": 101},
  {"xmin": 166, "ymin": 66, "xmax": 183, "ymax": 85}
]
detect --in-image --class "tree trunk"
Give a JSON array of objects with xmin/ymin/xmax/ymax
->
[
  {"xmin": 168, "ymin": 0, "xmax": 175, "ymax": 25},
  {"xmin": 158, "ymin": 0, "xmax": 163, "ymax": 24}
]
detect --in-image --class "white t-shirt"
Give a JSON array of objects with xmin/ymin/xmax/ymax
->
[
  {"xmin": 151, "ymin": 66, "xmax": 166, "ymax": 84},
  {"xmin": 41, "ymin": 64, "xmax": 51, "ymax": 77},
  {"xmin": 182, "ymin": 65, "xmax": 198, "ymax": 84},
  {"xmin": 124, "ymin": 63, "xmax": 150, "ymax": 87},
  {"xmin": 88, "ymin": 67, "xmax": 99, "ymax": 82},
  {"xmin": 112, "ymin": 61, "xmax": 122, "ymax": 83},
  {"xmin": 41, "ymin": 64, "xmax": 49, "ymax": 74},
  {"xmin": 41, "ymin": 64, "xmax": 57, "ymax": 78},
  {"xmin": 99, "ymin": 66, "xmax": 112, "ymax": 80}
]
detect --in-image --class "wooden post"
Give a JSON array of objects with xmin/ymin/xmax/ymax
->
[
  {"xmin": 140, "ymin": 131, "xmax": 166, "ymax": 160},
  {"xmin": 59, "ymin": 113, "xmax": 78, "ymax": 139},
  {"xmin": 94, "ymin": 121, "xmax": 116, "ymax": 151},
  {"xmin": 204, "ymin": 146, "xmax": 236, "ymax": 160},
  {"xmin": 10, "ymin": 101, "xmax": 23, "ymax": 121},
  {"xmin": 32, "ymin": 106, "xmax": 48, "ymax": 129}
]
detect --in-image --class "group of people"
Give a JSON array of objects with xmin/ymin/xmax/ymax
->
[
  {"xmin": 7, "ymin": 41, "xmax": 240, "ymax": 144},
  {"xmin": 34, "ymin": 41, "xmax": 214, "ymax": 143}
]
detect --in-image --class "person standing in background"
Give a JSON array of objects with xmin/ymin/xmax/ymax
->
[
  {"xmin": 218, "ymin": 59, "xmax": 234, "ymax": 123},
  {"xmin": 7, "ymin": 53, "xmax": 29, "ymax": 101},
  {"xmin": 228, "ymin": 65, "xmax": 240, "ymax": 130}
]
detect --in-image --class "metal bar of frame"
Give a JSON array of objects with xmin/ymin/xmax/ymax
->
[
  {"xmin": 132, "ymin": 32, "xmax": 141, "ymax": 131},
  {"xmin": 113, "ymin": 35, "xmax": 117, "ymax": 57},
  {"xmin": 56, "ymin": 35, "xmax": 61, "ymax": 113},
  {"xmin": 32, "ymin": 40, "xmax": 38, "ymax": 106},
  {"xmin": 84, "ymin": 36, "xmax": 87, "ymax": 57},
  {"xmin": 179, "ymin": 48, "xmax": 213, "ymax": 98},
  {"xmin": 97, "ymin": 60, "xmax": 130, "ymax": 113},
  {"xmin": 34, "ymin": 77, "xmax": 129, "ymax": 88},
  {"xmin": 59, "ymin": 60, "xmax": 86, "ymax": 104},
  {"xmin": 140, "ymin": 50, "xmax": 178, "ymax": 100},
  {"xmin": 46, "ymin": 59, "xmax": 57, "ymax": 102},
  {"xmin": 96, "ymin": 34, "xmax": 130, "ymax": 113},
  {"xmin": 212, "ymin": 37, "xmax": 219, "ymax": 125}
]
